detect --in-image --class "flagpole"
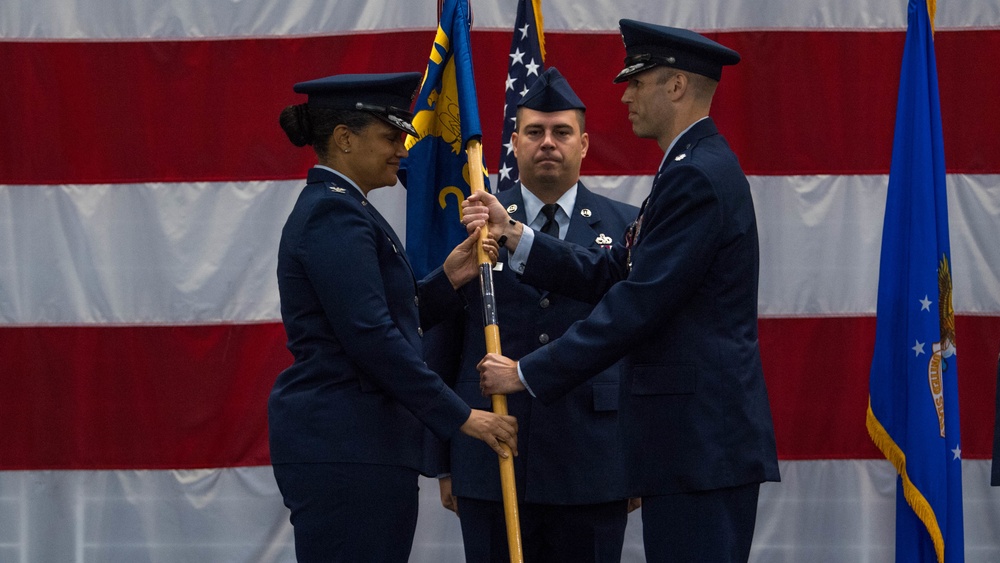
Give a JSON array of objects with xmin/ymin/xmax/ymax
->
[{"xmin": 466, "ymin": 138, "xmax": 524, "ymax": 563}]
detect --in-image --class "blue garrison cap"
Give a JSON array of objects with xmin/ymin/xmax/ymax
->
[
  {"xmin": 517, "ymin": 67, "xmax": 586, "ymax": 112},
  {"xmin": 613, "ymin": 19, "xmax": 740, "ymax": 83},
  {"xmin": 293, "ymin": 72, "xmax": 422, "ymax": 136}
]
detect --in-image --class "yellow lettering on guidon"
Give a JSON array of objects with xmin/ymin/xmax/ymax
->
[
  {"xmin": 438, "ymin": 186, "xmax": 465, "ymax": 218},
  {"xmin": 430, "ymin": 26, "xmax": 450, "ymax": 65}
]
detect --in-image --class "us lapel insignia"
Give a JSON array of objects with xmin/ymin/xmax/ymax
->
[
  {"xmin": 580, "ymin": 208, "xmax": 592, "ymax": 217},
  {"xmin": 506, "ymin": 204, "xmax": 518, "ymax": 214}
]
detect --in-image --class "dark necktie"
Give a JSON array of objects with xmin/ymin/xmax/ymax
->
[{"xmin": 540, "ymin": 203, "xmax": 560, "ymax": 238}]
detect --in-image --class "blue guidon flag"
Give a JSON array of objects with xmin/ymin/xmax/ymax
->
[
  {"xmin": 866, "ymin": 1, "xmax": 964, "ymax": 562},
  {"xmin": 399, "ymin": 0, "xmax": 488, "ymax": 278}
]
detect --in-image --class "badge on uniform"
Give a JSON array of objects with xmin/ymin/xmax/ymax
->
[
  {"xmin": 596, "ymin": 234, "xmax": 613, "ymax": 248},
  {"xmin": 507, "ymin": 204, "xmax": 518, "ymax": 214},
  {"xmin": 580, "ymin": 208, "xmax": 592, "ymax": 217},
  {"xmin": 329, "ymin": 186, "xmax": 347, "ymax": 193},
  {"xmin": 674, "ymin": 153, "xmax": 687, "ymax": 161}
]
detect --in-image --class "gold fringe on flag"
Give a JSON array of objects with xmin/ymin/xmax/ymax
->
[{"xmin": 866, "ymin": 400, "xmax": 946, "ymax": 563}]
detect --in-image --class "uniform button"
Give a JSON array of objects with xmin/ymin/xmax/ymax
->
[
  {"xmin": 539, "ymin": 298, "xmax": 550, "ymax": 308},
  {"xmin": 538, "ymin": 333, "xmax": 549, "ymax": 344},
  {"xmin": 414, "ymin": 296, "xmax": 420, "ymax": 307},
  {"xmin": 417, "ymin": 327, "xmax": 424, "ymax": 337}
]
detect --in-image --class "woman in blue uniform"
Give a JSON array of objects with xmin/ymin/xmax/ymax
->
[{"xmin": 268, "ymin": 73, "xmax": 517, "ymax": 562}]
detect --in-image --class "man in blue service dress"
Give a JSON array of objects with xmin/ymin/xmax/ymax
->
[
  {"xmin": 428, "ymin": 68, "xmax": 638, "ymax": 562},
  {"xmin": 468, "ymin": 21, "xmax": 780, "ymax": 562}
]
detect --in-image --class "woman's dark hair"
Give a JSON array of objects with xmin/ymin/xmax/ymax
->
[{"xmin": 279, "ymin": 104, "xmax": 378, "ymax": 160}]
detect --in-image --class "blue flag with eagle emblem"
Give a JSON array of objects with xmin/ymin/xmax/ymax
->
[
  {"xmin": 399, "ymin": 0, "xmax": 487, "ymax": 278},
  {"xmin": 495, "ymin": 0, "xmax": 545, "ymax": 193},
  {"xmin": 866, "ymin": 1, "xmax": 964, "ymax": 562}
]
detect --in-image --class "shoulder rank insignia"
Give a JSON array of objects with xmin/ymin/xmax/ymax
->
[
  {"xmin": 329, "ymin": 186, "xmax": 347, "ymax": 193},
  {"xmin": 674, "ymin": 153, "xmax": 687, "ymax": 161},
  {"xmin": 506, "ymin": 204, "xmax": 518, "ymax": 214}
]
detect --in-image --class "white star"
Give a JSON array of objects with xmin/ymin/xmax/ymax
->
[
  {"xmin": 519, "ymin": 85, "xmax": 530, "ymax": 97},
  {"xmin": 505, "ymin": 74, "xmax": 517, "ymax": 92},
  {"xmin": 952, "ymin": 444, "xmax": 962, "ymax": 460},
  {"xmin": 504, "ymin": 138, "xmax": 515, "ymax": 156},
  {"xmin": 912, "ymin": 340, "xmax": 925, "ymax": 356},
  {"xmin": 498, "ymin": 162, "xmax": 513, "ymax": 181},
  {"xmin": 519, "ymin": 23, "xmax": 530, "ymax": 39},
  {"xmin": 509, "ymin": 48, "xmax": 525, "ymax": 66},
  {"xmin": 525, "ymin": 58, "xmax": 540, "ymax": 77},
  {"xmin": 919, "ymin": 295, "xmax": 933, "ymax": 311}
]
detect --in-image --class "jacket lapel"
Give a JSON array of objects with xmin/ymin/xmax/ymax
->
[{"xmin": 565, "ymin": 183, "xmax": 604, "ymax": 247}]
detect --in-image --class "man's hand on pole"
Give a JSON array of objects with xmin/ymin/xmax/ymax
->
[
  {"xmin": 477, "ymin": 353, "xmax": 527, "ymax": 396},
  {"xmin": 462, "ymin": 192, "xmax": 524, "ymax": 252}
]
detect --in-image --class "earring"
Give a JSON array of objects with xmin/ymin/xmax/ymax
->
[{"xmin": 343, "ymin": 147, "xmax": 351, "ymax": 153}]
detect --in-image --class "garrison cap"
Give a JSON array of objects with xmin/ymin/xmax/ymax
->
[
  {"xmin": 293, "ymin": 72, "xmax": 422, "ymax": 136},
  {"xmin": 517, "ymin": 67, "xmax": 586, "ymax": 112},
  {"xmin": 613, "ymin": 19, "xmax": 740, "ymax": 83}
]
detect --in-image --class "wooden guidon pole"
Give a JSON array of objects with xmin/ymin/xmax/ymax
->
[{"xmin": 465, "ymin": 139, "xmax": 524, "ymax": 563}]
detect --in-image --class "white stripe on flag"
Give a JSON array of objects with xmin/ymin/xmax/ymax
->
[
  {"xmin": 0, "ymin": 461, "xmax": 997, "ymax": 562},
  {"xmin": 4, "ymin": 174, "xmax": 998, "ymax": 325},
  {"xmin": 3, "ymin": 0, "xmax": 998, "ymax": 39}
]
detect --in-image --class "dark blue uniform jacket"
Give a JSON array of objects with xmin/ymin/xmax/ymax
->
[
  {"xmin": 429, "ymin": 184, "xmax": 637, "ymax": 504},
  {"xmin": 517, "ymin": 119, "xmax": 781, "ymax": 496},
  {"xmin": 269, "ymin": 167, "xmax": 471, "ymax": 476}
]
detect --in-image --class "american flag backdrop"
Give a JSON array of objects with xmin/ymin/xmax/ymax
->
[
  {"xmin": 1, "ymin": 1, "xmax": 999, "ymax": 561},
  {"xmin": 495, "ymin": 0, "xmax": 545, "ymax": 192}
]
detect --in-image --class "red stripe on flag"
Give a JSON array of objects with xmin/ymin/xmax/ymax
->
[
  {"xmin": 1, "ymin": 317, "xmax": 995, "ymax": 470},
  {"xmin": 2, "ymin": 30, "xmax": 998, "ymax": 184},
  {"xmin": 0, "ymin": 323, "xmax": 291, "ymax": 470},
  {"xmin": 760, "ymin": 315, "xmax": 1000, "ymax": 460}
]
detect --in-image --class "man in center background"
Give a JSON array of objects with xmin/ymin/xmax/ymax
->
[{"xmin": 427, "ymin": 67, "xmax": 638, "ymax": 562}]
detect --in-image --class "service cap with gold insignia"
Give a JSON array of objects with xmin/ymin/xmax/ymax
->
[
  {"xmin": 613, "ymin": 19, "xmax": 740, "ymax": 84},
  {"xmin": 294, "ymin": 73, "xmax": 422, "ymax": 137}
]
